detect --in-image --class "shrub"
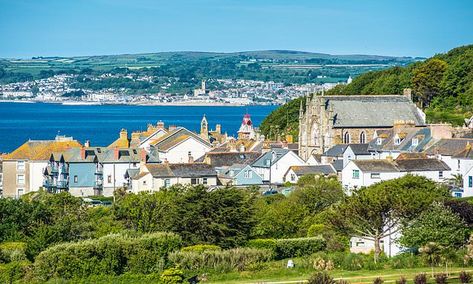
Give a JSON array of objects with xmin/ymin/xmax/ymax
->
[
  {"xmin": 435, "ymin": 273, "xmax": 448, "ymax": 284},
  {"xmin": 396, "ymin": 276, "xmax": 407, "ymax": 284},
  {"xmin": 460, "ymin": 271, "xmax": 472, "ymax": 284},
  {"xmin": 414, "ymin": 273, "xmax": 428, "ymax": 284},
  {"xmin": 341, "ymin": 253, "xmax": 365, "ymax": 271},
  {"xmin": 0, "ymin": 242, "xmax": 27, "ymax": 263},
  {"xmin": 33, "ymin": 232, "xmax": 181, "ymax": 280},
  {"xmin": 181, "ymin": 244, "xmax": 221, "ymax": 253},
  {"xmin": 247, "ymin": 237, "xmax": 325, "ymax": 260},
  {"xmin": 0, "ymin": 261, "xmax": 31, "ymax": 283},
  {"xmin": 308, "ymin": 271, "xmax": 336, "ymax": 284},
  {"xmin": 160, "ymin": 267, "xmax": 185, "ymax": 284},
  {"xmin": 169, "ymin": 247, "xmax": 273, "ymax": 273},
  {"xmin": 389, "ymin": 253, "xmax": 421, "ymax": 269},
  {"xmin": 373, "ymin": 277, "xmax": 384, "ymax": 284}
]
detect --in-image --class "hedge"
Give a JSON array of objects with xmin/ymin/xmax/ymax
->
[
  {"xmin": 0, "ymin": 242, "xmax": 27, "ymax": 263},
  {"xmin": 169, "ymin": 247, "xmax": 273, "ymax": 273},
  {"xmin": 180, "ymin": 244, "xmax": 221, "ymax": 253},
  {"xmin": 33, "ymin": 232, "xmax": 181, "ymax": 280},
  {"xmin": 247, "ymin": 237, "xmax": 326, "ymax": 259}
]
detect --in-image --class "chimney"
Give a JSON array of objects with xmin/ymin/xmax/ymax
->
[
  {"xmin": 215, "ymin": 124, "xmax": 221, "ymax": 134},
  {"xmin": 157, "ymin": 121, "xmax": 165, "ymax": 129},
  {"xmin": 114, "ymin": 146, "xmax": 119, "ymax": 160},
  {"xmin": 131, "ymin": 132, "xmax": 140, "ymax": 146},
  {"xmin": 84, "ymin": 140, "xmax": 90, "ymax": 148},
  {"xmin": 80, "ymin": 147, "xmax": 86, "ymax": 160},
  {"xmin": 429, "ymin": 124, "xmax": 453, "ymax": 140},
  {"xmin": 169, "ymin": 125, "xmax": 177, "ymax": 131},
  {"xmin": 140, "ymin": 148, "xmax": 147, "ymax": 163},
  {"xmin": 286, "ymin": 135, "xmax": 293, "ymax": 144},
  {"xmin": 239, "ymin": 144, "xmax": 246, "ymax": 152},
  {"xmin": 386, "ymin": 155, "xmax": 393, "ymax": 162},
  {"xmin": 403, "ymin": 88, "xmax": 412, "ymax": 101},
  {"xmin": 120, "ymin": 129, "xmax": 128, "ymax": 140}
]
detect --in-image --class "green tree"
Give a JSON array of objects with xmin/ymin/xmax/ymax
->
[{"xmin": 412, "ymin": 58, "xmax": 448, "ymax": 108}]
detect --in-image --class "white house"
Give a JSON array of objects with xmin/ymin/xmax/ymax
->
[
  {"xmin": 342, "ymin": 155, "xmax": 451, "ymax": 191},
  {"xmin": 350, "ymin": 230, "xmax": 403, "ymax": 257},
  {"xmin": 251, "ymin": 148, "xmax": 306, "ymax": 184},
  {"xmin": 131, "ymin": 163, "xmax": 217, "ymax": 193},
  {"xmin": 151, "ymin": 127, "xmax": 212, "ymax": 163},
  {"xmin": 425, "ymin": 138, "xmax": 473, "ymax": 176},
  {"xmin": 283, "ymin": 165, "xmax": 336, "ymax": 184}
]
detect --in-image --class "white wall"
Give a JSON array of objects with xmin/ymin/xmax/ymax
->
[
  {"xmin": 103, "ymin": 163, "xmax": 140, "ymax": 195},
  {"xmin": 132, "ymin": 175, "xmax": 218, "ymax": 193},
  {"xmin": 270, "ymin": 152, "xmax": 306, "ymax": 184},
  {"xmin": 160, "ymin": 138, "xmax": 211, "ymax": 163},
  {"xmin": 29, "ymin": 161, "xmax": 47, "ymax": 193},
  {"xmin": 350, "ymin": 230, "xmax": 402, "ymax": 257},
  {"xmin": 140, "ymin": 129, "xmax": 167, "ymax": 151},
  {"xmin": 69, "ymin": 187, "xmax": 95, "ymax": 197}
]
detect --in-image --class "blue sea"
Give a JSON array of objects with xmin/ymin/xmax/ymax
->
[{"xmin": 0, "ymin": 102, "xmax": 277, "ymax": 153}]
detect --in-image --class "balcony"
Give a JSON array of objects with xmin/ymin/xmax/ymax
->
[
  {"xmin": 95, "ymin": 168, "xmax": 103, "ymax": 176},
  {"xmin": 57, "ymin": 180, "xmax": 68, "ymax": 189},
  {"xmin": 94, "ymin": 180, "xmax": 103, "ymax": 189},
  {"xmin": 50, "ymin": 165, "xmax": 59, "ymax": 173}
]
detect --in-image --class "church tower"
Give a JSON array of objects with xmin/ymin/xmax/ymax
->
[{"xmin": 200, "ymin": 115, "xmax": 209, "ymax": 141}]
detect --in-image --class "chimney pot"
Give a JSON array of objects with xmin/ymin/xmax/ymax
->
[{"xmin": 114, "ymin": 147, "xmax": 119, "ymax": 160}]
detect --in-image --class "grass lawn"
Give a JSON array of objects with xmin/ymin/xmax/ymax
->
[{"xmin": 207, "ymin": 265, "xmax": 473, "ymax": 284}]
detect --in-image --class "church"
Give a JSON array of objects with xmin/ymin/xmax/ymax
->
[{"xmin": 298, "ymin": 89, "xmax": 426, "ymax": 160}]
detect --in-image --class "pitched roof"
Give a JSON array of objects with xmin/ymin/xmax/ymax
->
[
  {"xmin": 288, "ymin": 165, "xmax": 336, "ymax": 176},
  {"xmin": 320, "ymin": 95, "xmax": 425, "ymax": 128},
  {"xmin": 452, "ymin": 145, "xmax": 473, "ymax": 159},
  {"xmin": 323, "ymin": 144, "xmax": 348, "ymax": 157},
  {"xmin": 352, "ymin": 160, "xmax": 399, "ymax": 172},
  {"xmin": 369, "ymin": 127, "xmax": 432, "ymax": 152},
  {"xmin": 425, "ymin": 138, "xmax": 473, "ymax": 156},
  {"xmin": 331, "ymin": 159, "xmax": 344, "ymax": 172},
  {"xmin": 352, "ymin": 158, "xmax": 450, "ymax": 172},
  {"xmin": 143, "ymin": 163, "xmax": 217, "ymax": 178},
  {"xmin": 252, "ymin": 148, "xmax": 294, "ymax": 168},
  {"xmin": 347, "ymin": 144, "xmax": 370, "ymax": 155},
  {"xmin": 203, "ymin": 152, "xmax": 260, "ymax": 167},
  {"xmin": 4, "ymin": 139, "xmax": 82, "ymax": 161},
  {"xmin": 151, "ymin": 127, "xmax": 211, "ymax": 152}
]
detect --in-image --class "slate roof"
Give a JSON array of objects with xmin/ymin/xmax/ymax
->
[
  {"xmin": 323, "ymin": 144, "xmax": 348, "ymax": 157},
  {"xmin": 60, "ymin": 147, "xmax": 160, "ymax": 163},
  {"xmin": 452, "ymin": 145, "xmax": 473, "ymax": 159},
  {"xmin": 252, "ymin": 148, "xmax": 292, "ymax": 168},
  {"xmin": 331, "ymin": 159, "xmax": 344, "ymax": 172},
  {"xmin": 4, "ymin": 139, "xmax": 82, "ymax": 161},
  {"xmin": 368, "ymin": 127, "xmax": 432, "ymax": 152},
  {"xmin": 288, "ymin": 165, "xmax": 336, "ymax": 176},
  {"xmin": 347, "ymin": 144, "xmax": 371, "ymax": 155},
  {"xmin": 151, "ymin": 127, "xmax": 211, "ymax": 151},
  {"xmin": 425, "ymin": 139, "xmax": 473, "ymax": 156},
  {"xmin": 203, "ymin": 152, "xmax": 260, "ymax": 167},
  {"xmin": 321, "ymin": 95, "xmax": 425, "ymax": 128},
  {"xmin": 352, "ymin": 158, "xmax": 450, "ymax": 172},
  {"xmin": 352, "ymin": 160, "xmax": 399, "ymax": 172},
  {"xmin": 143, "ymin": 163, "xmax": 217, "ymax": 178}
]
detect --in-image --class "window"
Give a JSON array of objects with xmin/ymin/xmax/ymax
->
[
  {"xmin": 371, "ymin": 173, "xmax": 380, "ymax": 179},
  {"xmin": 108, "ymin": 175, "xmax": 112, "ymax": 183},
  {"xmin": 17, "ymin": 188, "xmax": 24, "ymax": 198},
  {"xmin": 291, "ymin": 173, "xmax": 296, "ymax": 182},
  {"xmin": 412, "ymin": 138, "xmax": 419, "ymax": 147},
  {"xmin": 455, "ymin": 192, "xmax": 462, "ymax": 198},
  {"xmin": 244, "ymin": 170, "xmax": 252, "ymax": 179},
  {"xmin": 203, "ymin": 177, "xmax": 208, "ymax": 185},
  {"xmin": 359, "ymin": 132, "xmax": 366, "ymax": 144},
  {"xmin": 0, "ymin": 174, "xmax": 3, "ymax": 185},
  {"xmin": 265, "ymin": 159, "xmax": 271, "ymax": 166},
  {"xmin": 74, "ymin": 175, "xmax": 78, "ymax": 183},
  {"xmin": 376, "ymin": 138, "xmax": 383, "ymax": 145},
  {"xmin": 458, "ymin": 160, "xmax": 461, "ymax": 171},
  {"xmin": 164, "ymin": 179, "xmax": 170, "ymax": 188},
  {"xmin": 439, "ymin": 171, "xmax": 444, "ymax": 179},
  {"xmin": 352, "ymin": 170, "xmax": 360, "ymax": 179},
  {"xmin": 343, "ymin": 132, "xmax": 351, "ymax": 144},
  {"xmin": 143, "ymin": 180, "xmax": 147, "ymax": 185},
  {"xmin": 229, "ymin": 170, "xmax": 234, "ymax": 177},
  {"xmin": 132, "ymin": 163, "xmax": 137, "ymax": 167},
  {"xmin": 17, "ymin": 161, "xmax": 25, "ymax": 171},
  {"xmin": 191, "ymin": 178, "xmax": 198, "ymax": 185},
  {"xmin": 469, "ymin": 176, "xmax": 473, "ymax": 188},
  {"xmin": 394, "ymin": 137, "xmax": 402, "ymax": 145},
  {"xmin": 17, "ymin": 174, "xmax": 25, "ymax": 185}
]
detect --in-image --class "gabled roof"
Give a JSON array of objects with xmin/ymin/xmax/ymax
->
[
  {"xmin": 352, "ymin": 160, "xmax": 399, "ymax": 172},
  {"xmin": 252, "ymin": 148, "xmax": 295, "ymax": 168},
  {"xmin": 347, "ymin": 144, "xmax": 370, "ymax": 155},
  {"xmin": 323, "ymin": 144, "xmax": 348, "ymax": 157},
  {"xmin": 288, "ymin": 165, "xmax": 336, "ymax": 176},
  {"xmin": 425, "ymin": 138, "xmax": 473, "ymax": 156},
  {"xmin": 452, "ymin": 145, "xmax": 473, "ymax": 159},
  {"xmin": 4, "ymin": 139, "xmax": 82, "ymax": 161},
  {"xmin": 369, "ymin": 127, "xmax": 432, "ymax": 153},
  {"xmin": 351, "ymin": 158, "xmax": 450, "ymax": 173},
  {"xmin": 151, "ymin": 127, "xmax": 211, "ymax": 152},
  {"xmin": 142, "ymin": 163, "xmax": 217, "ymax": 178},
  {"xmin": 203, "ymin": 151, "xmax": 260, "ymax": 167},
  {"xmin": 318, "ymin": 95, "xmax": 425, "ymax": 128},
  {"xmin": 331, "ymin": 159, "xmax": 344, "ymax": 172}
]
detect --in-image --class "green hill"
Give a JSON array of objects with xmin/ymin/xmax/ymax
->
[{"xmin": 260, "ymin": 44, "xmax": 473, "ymax": 139}]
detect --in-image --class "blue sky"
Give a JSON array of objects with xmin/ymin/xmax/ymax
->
[{"xmin": 1, "ymin": 0, "xmax": 472, "ymax": 58}]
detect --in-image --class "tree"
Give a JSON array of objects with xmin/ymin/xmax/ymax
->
[
  {"xmin": 412, "ymin": 58, "xmax": 448, "ymax": 108},
  {"xmin": 400, "ymin": 202, "xmax": 469, "ymax": 249},
  {"xmin": 333, "ymin": 175, "xmax": 449, "ymax": 262}
]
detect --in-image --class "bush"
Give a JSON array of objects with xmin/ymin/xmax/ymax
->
[
  {"xmin": 414, "ymin": 273, "xmax": 428, "ymax": 284},
  {"xmin": 308, "ymin": 271, "xmax": 336, "ymax": 284},
  {"xmin": 169, "ymin": 247, "xmax": 273, "ymax": 273},
  {"xmin": 460, "ymin": 271, "xmax": 472, "ymax": 284},
  {"xmin": 373, "ymin": 277, "xmax": 384, "ymax": 284},
  {"xmin": 160, "ymin": 267, "xmax": 185, "ymax": 284},
  {"xmin": 247, "ymin": 237, "xmax": 325, "ymax": 259},
  {"xmin": 33, "ymin": 232, "xmax": 181, "ymax": 280},
  {"xmin": 0, "ymin": 261, "xmax": 31, "ymax": 283},
  {"xmin": 389, "ymin": 253, "xmax": 421, "ymax": 269},
  {"xmin": 396, "ymin": 276, "xmax": 407, "ymax": 284},
  {"xmin": 0, "ymin": 242, "xmax": 27, "ymax": 263},
  {"xmin": 181, "ymin": 244, "xmax": 221, "ymax": 253},
  {"xmin": 435, "ymin": 273, "xmax": 448, "ymax": 284}
]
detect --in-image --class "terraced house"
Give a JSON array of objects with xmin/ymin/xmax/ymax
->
[{"xmin": 2, "ymin": 136, "xmax": 81, "ymax": 198}]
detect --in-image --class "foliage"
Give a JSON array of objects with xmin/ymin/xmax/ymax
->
[
  {"xmin": 444, "ymin": 199, "xmax": 473, "ymax": 226},
  {"xmin": 400, "ymin": 203, "xmax": 469, "ymax": 249},
  {"xmin": 396, "ymin": 276, "xmax": 407, "ymax": 284},
  {"xmin": 414, "ymin": 273, "xmax": 428, "ymax": 284},
  {"xmin": 160, "ymin": 267, "xmax": 185, "ymax": 284},
  {"xmin": 308, "ymin": 271, "xmax": 337, "ymax": 284},
  {"xmin": 373, "ymin": 277, "xmax": 384, "ymax": 284},
  {"xmin": 333, "ymin": 175, "xmax": 449, "ymax": 262},
  {"xmin": 168, "ymin": 247, "xmax": 273, "ymax": 273},
  {"xmin": 0, "ymin": 260, "xmax": 31, "ymax": 284},
  {"xmin": 180, "ymin": 244, "xmax": 221, "ymax": 253},
  {"xmin": 260, "ymin": 96, "xmax": 305, "ymax": 139},
  {"xmin": 247, "ymin": 237, "xmax": 326, "ymax": 260},
  {"xmin": 434, "ymin": 273, "xmax": 448, "ymax": 284},
  {"xmin": 0, "ymin": 242, "xmax": 27, "ymax": 263},
  {"xmin": 460, "ymin": 271, "xmax": 472, "ymax": 284},
  {"xmin": 33, "ymin": 232, "xmax": 182, "ymax": 280}
]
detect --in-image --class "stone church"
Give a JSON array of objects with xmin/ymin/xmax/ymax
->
[{"xmin": 298, "ymin": 90, "xmax": 426, "ymax": 160}]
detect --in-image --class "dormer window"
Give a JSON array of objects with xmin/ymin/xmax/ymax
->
[
  {"xmin": 265, "ymin": 159, "xmax": 271, "ymax": 166},
  {"xmin": 394, "ymin": 135, "xmax": 404, "ymax": 145},
  {"xmin": 412, "ymin": 138, "xmax": 419, "ymax": 147},
  {"xmin": 376, "ymin": 138, "xmax": 383, "ymax": 145}
]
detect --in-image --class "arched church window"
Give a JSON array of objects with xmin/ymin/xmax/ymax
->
[
  {"xmin": 343, "ymin": 132, "xmax": 351, "ymax": 144},
  {"xmin": 359, "ymin": 131, "xmax": 366, "ymax": 144}
]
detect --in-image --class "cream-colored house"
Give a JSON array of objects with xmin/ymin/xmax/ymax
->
[{"xmin": 2, "ymin": 136, "xmax": 81, "ymax": 198}]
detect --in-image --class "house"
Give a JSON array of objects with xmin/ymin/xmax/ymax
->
[
  {"xmin": 342, "ymin": 144, "xmax": 373, "ymax": 168},
  {"xmin": 425, "ymin": 138, "xmax": 473, "ymax": 177},
  {"xmin": 218, "ymin": 164, "xmax": 263, "ymax": 186},
  {"xmin": 2, "ymin": 136, "xmax": 81, "ymax": 198},
  {"xmin": 131, "ymin": 163, "xmax": 217, "ymax": 192},
  {"xmin": 202, "ymin": 151, "xmax": 261, "ymax": 168},
  {"xmin": 453, "ymin": 144, "xmax": 473, "ymax": 197},
  {"xmin": 251, "ymin": 148, "xmax": 306, "ymax": 184},
  {"xmin": 350, "ymin": 231, "xmax": 402, "ymax": 257},
  {"xmin": 108, "ymin": 122, "xmax": 168, "ymax": 150},
  {"xmin": 283, "ymin": 165, "xmax": 336, "ymax": 184},
  {"xmin": 150, "ymin": 127, "xmax": 212, "ymax": 163},
  {"xmin": 342, "ymin": 155, "xmax": 451, "ymax": 191},
  {"xmin": 298, "ymin": 90, "xmax": 426, "ymax": 159}
]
